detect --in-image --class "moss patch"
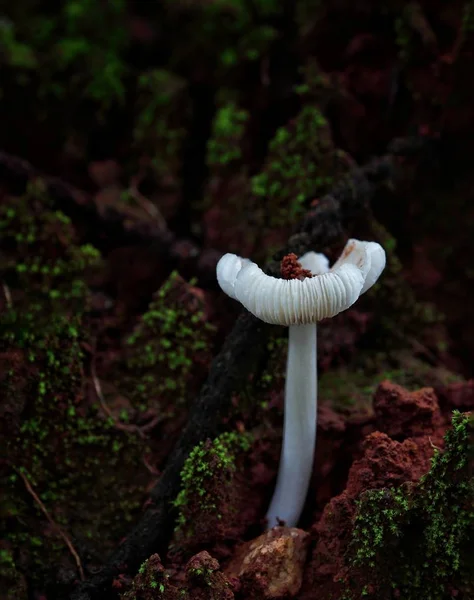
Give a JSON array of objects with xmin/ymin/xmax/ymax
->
[
  {"xmin": 344, "ymin": 411, "xmax": 474, "ymax": 599},
  {"xmin": 119, "ymin": 271, "xmax": 215, "ymax": 417},
  {"xmin": 0, "ymin": 182, "xmax": 148, "ymax": 594},
  {"xmin": 251, "ymin": 105, "xmax": 351, "ymax": 226},
  {"xmin": 173, "ymin": 431, "xmax": 252, "ymax": 545}
]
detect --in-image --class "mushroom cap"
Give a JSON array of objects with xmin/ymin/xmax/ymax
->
[
  {"xmin": 216, "ymin": 239, "xmax": 386, "ymax": 325},
  {"xmin": 298, "ymin": 251, "xmax": 330, "ymax": 275}
]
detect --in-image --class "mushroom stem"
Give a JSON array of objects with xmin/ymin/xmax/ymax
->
[{"xmin": 266, "ymin": 323, "xmax": 317, "ymax": 528}]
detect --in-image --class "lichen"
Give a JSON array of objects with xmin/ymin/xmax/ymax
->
[{"xmin": 344, "ymin": 411, "xmax": 474, "ymax": 599}]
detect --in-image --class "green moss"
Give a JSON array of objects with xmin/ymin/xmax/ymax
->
[
  {"xmin": 0, "ymin": 19, "xmax": 37, "ymax": 69},
  {"xmin": 236, "ymin": 23, "xmax": 278, "ymax": 64},
  {"xmin": 122, "ymin": 555, "xmax": 177, "ymax": 600},
  {"xmin": 394, "ymin": 5, "xmax": 416, "ymax": 63},
  {"xmin": 250, "ymin": 105, "xmax": 351, "ymax": 226},
  {"xmin": 320, "ymin": 357, "xmax": 462, "ymax": 412},
  {"xmin": 207, "ymin": 101, "xmax": 249, "ymax": 167},
  {"xmin": 344, "ymin": 412, "xmax": 474, "ymax": 599},
  {"xmin": 133, "ymin": 70, "xmax": 190, "ymax": 181},
  {"xmin": 0, "ymin": 179, "xmax": 100, "ymax": 314},
  {"xmin": 173, "ymin": 431, "xmax": 251, "ymax": 538},
  {"xmin": 163, "ymin": 0, "xmax": 279, "ymax": 75},
  {"xmin": 314, "ymin": 220, "xmax": 458, "ymax": 413},
  {"xmin": 0, "ymin": 547, "xmax": 26, "ymax": 598},
  {"xmin": 253, "ymin": 332, "xmax": 287, "ymax": 410},
  {"xmin": 462, "ymin": 0, "xmax": 474, "ymax": 34},
  {"xmin": 0, "ymin": 183, "xmax": 148, "ymax": 593},
  {"xmin": 121, "ymin": 271, "xmax": 215, "ymax": 415},
  {"xmin": 365, "ymin": 220, "xmax": 448, "ymax": 354},
  {"xmin": 2, "ymin": 0, "xmax": 128, "ymax": 108},
  {"xmin": 295, "ymin": 61, "xmax": 335, "ymax": 105}
]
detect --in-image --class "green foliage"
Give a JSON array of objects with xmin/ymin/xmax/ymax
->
[
  {"xmin": 121, "ymin": 555, "xmax": 175, "ymax": 600},
  {"xmin": 0, "ymin": 179, "xmax": 100, "ymax": 316},
  {"xmin": 251, "ymin": 105, "xmax": 350, "ymax": 225},
  {"xmin": 0, "ymin": 18, "xmax": 37, "ymax": 69},
  {"xmin": 0, "ymin": 184, "xmax": 146, "ymax": 591},
  {"xmin": 394, "ymin": 4, "xmax": 416, "ymax": 63},
  {"xmin": 462, "ymin": 0, "xmax": 474, "ymax": 34},
  {"xmin": 207, "ymin": 101, "xmax": 249, "ymax": 167},
  {"xmin": 1, "ymin": 0, "xmax": 128, "ymax": 108},
  {"xmin": 295, "ymin": 60, "xmax": 337, "ymax": 108},
  {"xmin": 173, "ymin": 432, "xmax": 251, "ymax": 537},
  {"xmin": 133, "ymin": 70, "xmax": 190, "ymax": 181},
  {"xmin": 367, "ymin": 220, "xmax": 447, "ymax": 353},
  {"xmin": 319, "ymin": 357, "xmax": 462, "ymax": 412},
  {"xmin": 122, "ymin": 272, "xmax": 215, "ymax": 414},
  {"xmin": 164, "ymin": 0, "xmax": 279, "ymax": 73},
  {"xmin": 345, "ymin": 412, "xmax": 474, "ymax": 599},
  {"xmin": 0, "ymin": 546, "xmax": 26, "ymax": 598}
]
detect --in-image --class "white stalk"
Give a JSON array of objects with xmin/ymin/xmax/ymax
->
[
  {"xmin": 266, "ymin": 323, "xmax": 317, "ymax": 528},
  {"xmin": 216, "ymin": 241, "xmax": 386, "ymax": 530}
]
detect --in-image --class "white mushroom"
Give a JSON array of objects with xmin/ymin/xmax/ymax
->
[{"xmin": 216, "ymin": 239, "xmax": 386, "ymax": 527}]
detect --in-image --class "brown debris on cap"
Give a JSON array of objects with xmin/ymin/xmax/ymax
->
[
  {"xmin": 225, "ymin": 526, "xmax": 309, "ymax": 599},
  {"xmin": 280, "ymin": 253, "xmax": 313, "ymax": 280}
]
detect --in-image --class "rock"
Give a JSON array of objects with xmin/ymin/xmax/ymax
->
[
  {"xmin": 373, "ymin": 380, "xmax": 442, "ymax": 438},
  {"xmin": 185, "ymin": 551, "xmax": 234, "ymax": 599},
  {"xmin": 121, "ymin": 554, "xmax": 180, "ymax": 600},
  {"xmin": 225, "ymin": 527, "xmax": 309, "ymax": 599},
  {"xmin": 301, "ymin": 408, "xmax": 440, "ymax": 600},
  {"xmin": 436, "ymin": 380, "xmax": 474, "ymax": 411},
  {"xmin": 345, "ymin": 432, "xmax": 433, "ymax": 497},
  {"xmin": 316, "ymin": 404, "xmax": 347, "ymax": 478}
]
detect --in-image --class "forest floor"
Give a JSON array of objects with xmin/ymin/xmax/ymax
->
[{"xmin": 1, "ymin": 2, "xmax": 474, "ymax": 599}]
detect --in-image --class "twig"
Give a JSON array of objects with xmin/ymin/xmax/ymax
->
[
  {"xmin": 0, "ymin": 150, "xmax": 175, "ymax": 252},
  {"xmin": 90, "ymin": 361, "xmax": 161, "ymax": 438},
  {"xmin": 1, "ymin": 281, "xmax": 12, "ymax": 308},
  {"xmin": 142, "ymin": 454, "xmax": 161, "ymax": 477},
  {"xmin": 17, "ymin": 468, "xmax": 85, "ymax": 581},
  {"xmin": 70, "ymin": 134, "xmax": 438, "ymax": 600},
  {"xmin": 128, "ymin": 176, "xmax": 168, "ymax": 231}
]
